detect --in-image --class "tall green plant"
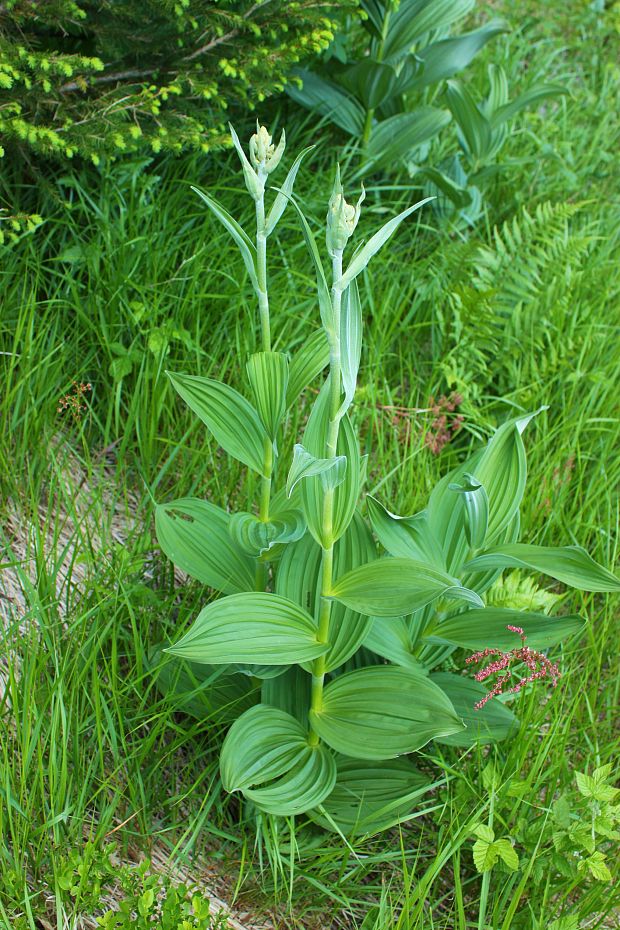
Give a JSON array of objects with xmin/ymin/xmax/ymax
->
[{"xmin": 152, "ymin": 123, "xmax": 620, "ymax": 836}]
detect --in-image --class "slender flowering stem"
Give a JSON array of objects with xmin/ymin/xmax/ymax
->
[
  {"xmin": 254, "ymin": 168, "xmax": 273, "ymax": 590},
  {"xmin": 308, "ymin": 248, "xmax": 343, "ymax": 746},
  {"xmin": 466, "ymin": 625, "xmax": 561, "ymax": 709}
]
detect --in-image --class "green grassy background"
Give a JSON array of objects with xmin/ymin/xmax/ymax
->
[{"xmin": 1, "ymin": 1, "xmax": 619, "ymax": 927}]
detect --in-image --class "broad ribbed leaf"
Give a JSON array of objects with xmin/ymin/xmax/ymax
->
[
  {"xmin": 301, "ymin": 383, "xmax": 362, "ymax": 545},
  {"xmin": 339, "ymin": 59, "xmax": 398, "ymax": 110},
  {"xmin": 155, "ymin": 497, "xmax": 255, "ymax": 593},
  {"xmin": 191, "ymin": 186, "xmax": 258, "ymax": 292},
  {"xmin": 220, "ymin": 704, "xmax": 307, "ymax": 791},
  {"xmin": 228, "ymin": 123, "xmax": 260, "ymax": 204},
  {"xmin": 367, "ymin": 496, "xmax": 445, "ymax": 567},
  {"xmin": 246, "ymin": 351, "xmax": 289, "ymax": 438},
  {"xmin": 229, "ymin": 509, "xmax": 306, "ymax": 558},
  {"xmin": 338, "ymin": 198, "xmax": 433, "ymax": 292},
  {"xmin": 411, "ymin": 21, "xmax": 507, "ymax": 89},
  {"xmin": 285, "ymin": 196, "xmax": 334, "ymax": 336},
  {"xmin": 276, "ymin": 513, "xmax": 376, "ymax": 672},
  {"xmin": 428, "ymin": 409, "xmax": 543, "ymax": 573},
  {"xmin": 286, "ymin": 444, "xmax": 347, "ymax": 497},
  {"xmin": 309, "ymin": 757, "xmax": 431, "ymax": 836},
  {"xmin": 220, "ymin": 704, "xmax": 335, "ymax": 816},
  {"xmin": 262, "ymin": 666, "xmax": 312, "ymax": 724},
  {"xmin": 464, "ymin": 544, "xmax": 620, "ymax": 593},
  {"xmin": 431, "ymin": 672, "xmax": 519, "ymax": 746},
  {"xmin": 449, "ymin": 474, "xmax": 488, "ymax": 550},
  {"xmin": 245, "ymin": 743, "xmax": 336, "ymax": 816},
  {"xmin": 426, "ymin": 607, "xmax": 585, "ymax": 651},
  {"xmin": 339, "ymin": 279, "xmax": 362, "ymax": 418},
  {"xmin": 383, "ymin": 0, "xmax": 475, "ymax": 61},
  {"xmin": 310, "ymin": 666, "xmax": 465, "ymax": 759},
  {"xmin": 445, "ymin": 80, "xmax": 491, "ymax": 159},
  {"xmin": 364, "ymin": 110, "xmax": 451, "ymax": 172},
  {"xmin": 287, "ymin": 69, "xmax": 365, "ymax": 135},
  {"xmin": 148, "ymin": 647, "xmax": 258, "ymax": 723},
  {"xmin": 491, "ymin": 83, "xmax": 567, "ymax": 128},
  {"xmin": 286, "ymin": 329, "xmax": 330, "ymax": 406},
  {"xmin": 266, "ymin": 145, "xmax": 315, "ymax": 236},
  {"xmin": 331, "ymin": 558, "xmax": 483, "ymax": 617},
  {"xmin": 166, "ymin": 593, "xmax": 326, "ymax": 665},
  {"xmin": 364, "ymin": 617, "xmax": 427, "ymax": 673},
  {"xmin": 168, "ymin": 372, "xmax": 269, "ymax": 475}
]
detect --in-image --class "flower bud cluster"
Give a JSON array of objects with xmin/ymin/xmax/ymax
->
[
  {"xmin": 326, "ymin": 165, "xmax": 365, "ymax": 256},
  {"xmin": 229, "ymin": 121, "xmax": 285, "ymax": 202},
  {"xmin": 249, "ymin": 124, "xmax": 286, "ymax": 175}
]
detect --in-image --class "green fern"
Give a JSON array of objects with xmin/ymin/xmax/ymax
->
[{"xmin": 438, "ymin": 201, "xmax": 598, "ymax": 400}]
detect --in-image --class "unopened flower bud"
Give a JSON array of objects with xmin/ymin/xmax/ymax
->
[
  {"xmin": 326, "ymin": 165, "xmax": 365, "ymax": 255},
  {"xmin": 249, "ymin": 123, "xmax": 286, "ymax": 175}
]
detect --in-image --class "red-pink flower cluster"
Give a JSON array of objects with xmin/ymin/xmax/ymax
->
[{"xmin": 466, "ymin": 625, "xmax": 560, "ymax": 710}]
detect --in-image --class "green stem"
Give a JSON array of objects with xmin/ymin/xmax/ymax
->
[
  {"xmin": 308, "ymin": 249, "xmax": 343, "ymax": 746},
  {"xmin": 253, "ymin": 182, "xmax": 273, "ymax": 590},
  {"xmin": 255, "ymin": 184, "xmax": 271, "ymax": 352}
]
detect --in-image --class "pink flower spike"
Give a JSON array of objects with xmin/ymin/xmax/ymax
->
[{"xmin": 466, "ymin": 624, "xmax": 561, "ymax": 710}]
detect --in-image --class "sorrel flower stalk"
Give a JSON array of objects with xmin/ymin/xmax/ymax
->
[{"xmin": 466, "ymin": 625, "xmax": 560, "ymax": 709}]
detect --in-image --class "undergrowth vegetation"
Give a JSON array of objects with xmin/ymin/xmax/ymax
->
[{"xmin": 1, "ymin": 1, "xmax": 619, "ymax": 928}]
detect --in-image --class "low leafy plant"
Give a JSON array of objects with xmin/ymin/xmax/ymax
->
[
  {"xmin": 420, "ymin": 65, "xmax": 566, "ymax": 225},
  {"xmin": 287, "ymin": 0, "xmax": 507, "ymax": 175},
  {"xmin": 152, "ymin": 122, "xmax": 620, "ymax": 836}
]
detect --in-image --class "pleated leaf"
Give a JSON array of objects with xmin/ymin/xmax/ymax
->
[
  {"xmin": 310, "ymin": 666, "xmax": 465, "ymax": 759},
  {"xmin": 229, "ymin": 508, "xmax": 306, "ymax": 558},
  {"xmin": 338, "ymin": 198, "xmax": 433, "ymax": 293},
  {"xmin": 148, "ymin": 647, "xmax": 258, "ymax": 723},
  {"xmin": 331, "ymin": 557, "xmax": 483, "ymax": 617},
  {"xmin": 287, "ymin": 69, "xmax": 365, "ymax": 135},
  {"xmin": 286, "ymin": 195, "xmax": 335, "ymax": 336},
  {"xmin": 449, "ymin": 473, "xmax": 489, "ymax": 550},
  {"xmin": 246, "ymin": 351, "xmax": 289, "ymax": 438},
  {"xmin": 168, "ymin": 372, "xmax": 269, "ymax": 475},
  {"xmin": 367, "ymin": 496, "xmax": 445, "ymax": 567},
  {"xmin": 286, "ymin": 329, "xmax": 330, "ymax": 407},
  {"xmin": 445, "ymin": 80, "xmax": 492, "ymax": 160},
  {"xmin": 155, "ymin": 497, "xmax": 255, "ymax": 594},
  {"xmin": 266, "ymin": 145, "xmax": 315, "ymax": 236},
  {"xmin": 301, "ymin": 382, "xmax": 362, "ymax": 546},
  {"xmin": 245, "ymin": 743, "xmax": 336, "ymax": 816},
  {"xmin": 166, "ymin": 593, "xmax": 326, "ymax": 665},
  {"xmin": 430, "ymin": 672, "xmax": 519, "ymax": 746},
  {"xmin": 364, "ymin": 617, "xmax": 427, "ymax": 673},
  {"xmin": 220, "ymin": 704, "xmax": 308, "ymax": 791},
  {"xmin": 426, "ymin": 606, "xmax": 585, "ymax": 651},
  {"xmin": 191, "ymin": 186, "xmax": 259, "ymax": 292},
  {"xmin": 275, "ymin": 512, "xmax": 376, "ymax": 672},
  {"xmin": 464, "ymin": 544, "xmax": 620, "ymax": 593},
  {"xmin": 411, "ymin": 21, "xmax": 508, "ymax": 88},
  {"xmin": 339, "ymin": 279, "xmax": 362, "ymax": 418},
  {"xmin": 382, "ymin": 0, "xmax": 475, "ymax": 62},
  {"xmin": 428, "ymin": 409, "xmax": 543, "ymax": 573},
  {"xmin": 262, "ymin": 666, "xmax": 312, "ymax": 724},
  {"xmin": 220, "ymin": 704, "xmax": 335, "ymax": 816},
  {"xmin": 364, "ymin": 109, "xmax": 451, "ymax": 172},
  {"xmin": 309, "ymin": 756, "xmax": 431, "ymax": 836},
  {"xmin": 286, "ymin": 443, "xmax": 347, "ymax": 497}
]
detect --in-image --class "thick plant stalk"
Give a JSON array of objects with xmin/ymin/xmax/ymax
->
[
  {"xmin": 308, "ymin": 248, "xmax": 344, "ymax": 745},
  {"xmin": 255, "ymin": 181, "xmax": 271, "ymax": 352},
  {"xmin": 255, "ymin": 176, "xmax": 274, "ymax": 590}
]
